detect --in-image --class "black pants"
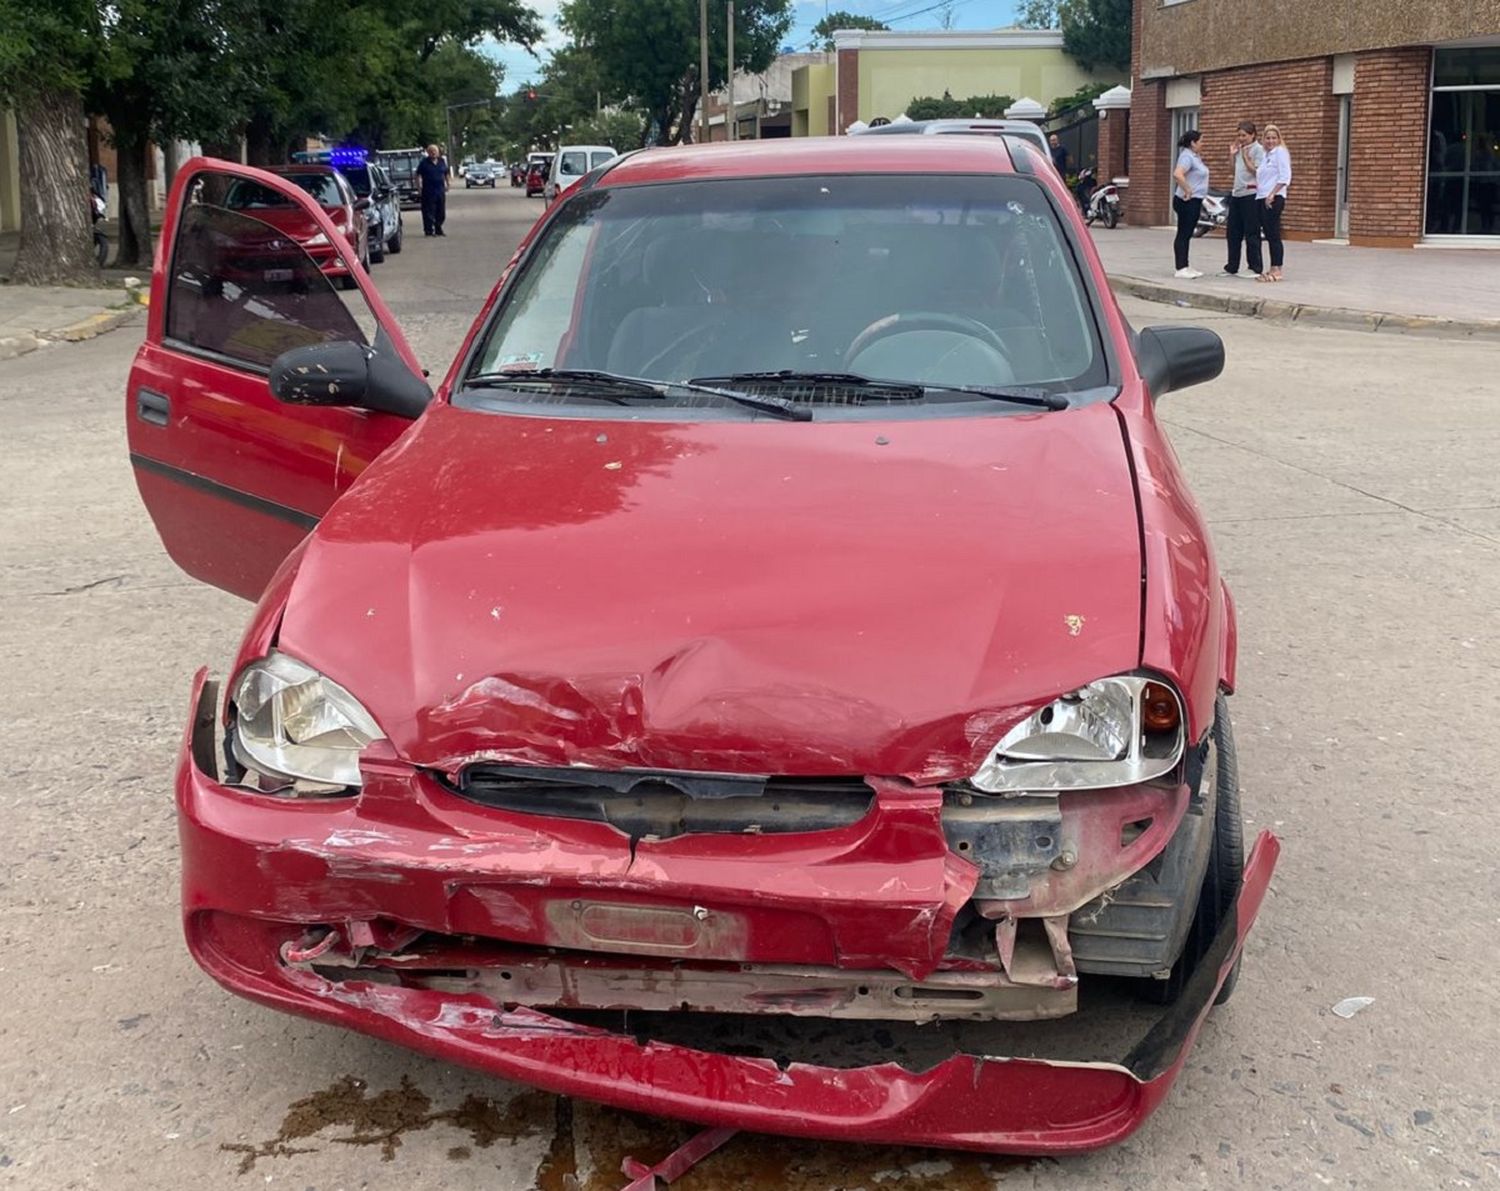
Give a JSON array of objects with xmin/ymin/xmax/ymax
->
[
  {"xmin": 1261, "ymin": 196, "xmax": 1286, "ymax": 268},
  {"xmin": 1173, "ymin": 196, "xmax": 1202, "ymax": 270},
  {"xmin": 421, "ymin": 189, "xmax": 446, "ymax": 235},
  {"xmin": 1226, "ymin": 194, "xmax": 1263, "ymax": 274}
]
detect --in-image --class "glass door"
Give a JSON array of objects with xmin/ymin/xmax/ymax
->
[
  {"xmin": 1170, "ymin": 107, "xmax": 1200, "ymax": 222},
  {"xmin": 1335, "ymin": 96, "xmax": 1352, "ymax": 238},
  {"xmin": 1427, "ymin": 47, "xmax": 1500, "ymax": 236}
]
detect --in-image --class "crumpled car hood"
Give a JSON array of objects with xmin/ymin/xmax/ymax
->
[{"xmin": 278, "ymin": 401, "xmax": 1142, "ymax": 780}]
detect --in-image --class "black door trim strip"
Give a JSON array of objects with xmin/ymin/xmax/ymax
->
[{"xmin": 129, "ymin": 452, "xmax": 321, "ymax": 531}]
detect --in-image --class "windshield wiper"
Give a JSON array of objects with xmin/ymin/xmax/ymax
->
[
  {"xmin": 464, "ymin": 368, "xmax": 665, "ymax": 401},
  {"xmin": 917, "ymin": 383, "xmax": 1071, "ymax": 411},
  {"xmin": 464, "ymin": 368, "xmax": 811, "ymax": 421},
  {"xmin": 690, "ymin": 370, "xmax": 924, "ymax": 400}
]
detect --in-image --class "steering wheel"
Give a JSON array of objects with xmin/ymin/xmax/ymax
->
[{"xmin": 842, "ymin": 311, "xmax": 1012, "ymax": 371}]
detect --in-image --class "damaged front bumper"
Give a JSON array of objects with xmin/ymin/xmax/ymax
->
[{"xmin": 177, "ymin": 671, "xmax": 1280, "ymax": 1154}]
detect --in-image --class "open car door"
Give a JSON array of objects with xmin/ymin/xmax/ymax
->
[{"xmin": 126, "ymin": 158, "xmax": 428, "ymax": 601}]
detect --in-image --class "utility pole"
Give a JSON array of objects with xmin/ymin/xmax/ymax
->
[
  {"xmin": 726, "ymin": 2, "xmax": 735, "ymax": 141},
  {"xmin": 698, "ymin": 0, "xmax": 710, "ymax": 144}
]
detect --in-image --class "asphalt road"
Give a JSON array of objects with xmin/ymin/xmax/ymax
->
[{"xmin": 2, "ymin": 185, "xmax": 1497, "ymax": 1190}]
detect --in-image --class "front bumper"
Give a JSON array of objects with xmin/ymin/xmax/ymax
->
[{"xmin": 176, "ymin": 671, "xmax": 1279, "ymax": 1154}]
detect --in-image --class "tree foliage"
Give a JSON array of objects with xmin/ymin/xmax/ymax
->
[
  {"xmin": 1049, "ymin": 81, "xmax": 1112, "ymax": 116},
  {"xmin": 1061, "ymin": 0, "xmax": 1131, "ymax": 72},
  {"xmin": 811, "ymin": 10, "xmax": 887, "ymax": 50},
  {"xmin": 560, "ymin": 0, "xmax": 792, "ymax": 145},
  {"xmin": 905, "ymin": 93, "xmax": 1015, "ymax": 120}
]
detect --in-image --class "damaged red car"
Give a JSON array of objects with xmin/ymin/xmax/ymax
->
[{"xmin": 127, "ymin": 139, "xmax": 1278, "ymax": 1156}]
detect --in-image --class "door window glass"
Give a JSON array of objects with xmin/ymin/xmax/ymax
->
[
  {"xmin": 590, "ymin": 150, "xmax": 616, "ymax": 170},
  {"xmin": 166, "ymin": 181, "xmax": 370, "ymax": 370},
  {"xmin": 559, "ymin": 151, "xmax": 588, "ymax": 176}
]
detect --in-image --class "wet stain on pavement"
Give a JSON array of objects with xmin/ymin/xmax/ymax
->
[
  {"xmin": 568, "ymin": 1104, "xmax": 1052, "ymax": 1190},
  {"xmin": 221, "ymin": 1075, "xmax": 551, "ymax": 1174}
]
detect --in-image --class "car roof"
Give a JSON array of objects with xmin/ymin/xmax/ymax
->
[
  {"xmin": 556, "ymin": 144, "xmax": 617, "ymax": 154},
  {"xmin": 599, "ymin": 136, "xmax": 1019, "ymax": 187},
  {"xmin": 855, "ymin": 118, "xmax": 1046, "ymax": 139},
  {"xmin": 268, "ymin": 164, "xmax": 339, "ymax": 176}
]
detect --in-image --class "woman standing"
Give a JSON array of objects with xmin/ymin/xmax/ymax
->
[
  {"xmin": 1172, "ymin": 129, "xmax": 1209, "ymax": 279},
  {"xmin": 1256, "ymin": 124, "xmax": 1292, "ymax": 281}
]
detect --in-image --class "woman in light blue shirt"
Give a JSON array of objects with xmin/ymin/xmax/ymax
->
[
  {"xmin": 1172, "ymin": 130, "xmax": 1210, "ymax": 278},
  {"xmin": 1255, "ymin": 123, "xmax": 1292, "ymax": 281}
]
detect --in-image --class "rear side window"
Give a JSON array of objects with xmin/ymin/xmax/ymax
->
[
  {"xmin": 165, "ymin": 201, "xmax": 366, "ymax": 370},
  {"xmin": 559, "ymin": 151, "xmax": 588, "ymax": 177},
  {"xmin": 590, "ymin": 150, "xmax": 615, "ymax": 170}
]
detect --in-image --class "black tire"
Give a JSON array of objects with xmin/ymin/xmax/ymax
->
[
  {"xmin": 1141, "ymin": 693, "xmax": 1245, "ymax": 1006},
  {"xmin": 369, "ymin": 237, "xmax": 385, "ymax": 264},
  {"xmin": 387, "ymin": 221, "xmax": 403, "ymax": 254},
  {"xmin": 1104, "ymin": 205, "xmax": 1119, "ymax": 229}
]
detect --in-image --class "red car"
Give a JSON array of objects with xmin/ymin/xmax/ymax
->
[
  {"xmin": 525, "ymin": 155, "xmax": 551, "ymax": 197},
  {"xmin": 127, "ymin": 141, "xmax": 1278, "ymax": 1157},
  {"xmin": 221, "ymin": 164, "xmax": 371, "ymax": 288}
]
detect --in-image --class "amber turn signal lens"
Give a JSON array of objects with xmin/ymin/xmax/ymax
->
[{"xmin": 1141, "ymin": 682, "xmax": 1181, "ymax": 733}]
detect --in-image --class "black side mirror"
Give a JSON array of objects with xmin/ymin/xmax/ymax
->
[
  {"xmin": 353, "ymin": 196, "xmax": 373, "ymax": 211},
  {"xmin": 1135, "ymin": 325, "xmax": 1225, "ymax": 398},
  {"xmin": 269, "ymin": 336, "xmax": 431, "ymax": 419}
]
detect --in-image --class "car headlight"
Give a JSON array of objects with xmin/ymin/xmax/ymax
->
[
  {"xmin": 230, "ymin": 652, "xmax": 384, "ymax": 792},
  {"xmin": 968, "ymin": 676, "xmax": 1185, "ymax": 793},
  {"xmin": 303, "ymin": 231, "xmax": 329, "ymax": 247}
]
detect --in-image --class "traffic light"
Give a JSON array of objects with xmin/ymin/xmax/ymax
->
[{"xmin": 527, "ymin": 88, "xmax": 536, "ymax": 102}]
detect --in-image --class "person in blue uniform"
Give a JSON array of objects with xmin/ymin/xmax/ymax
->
[{"xmin": 416, "ymin": 143, "xmax": 449, "ymax": 236}]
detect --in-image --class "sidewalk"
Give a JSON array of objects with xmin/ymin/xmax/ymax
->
[
  {"xmin": 0, "ymin": 227, "xmax": 146, "ymax": 361},
  {"xmin": 1091, "ymin": 226, "xmax": 1500, "ymax": 339}
]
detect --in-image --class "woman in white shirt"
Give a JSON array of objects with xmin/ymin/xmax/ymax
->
[
  {"xmin": 1171, "ymin": 129, "xmax": 1210, "ymax": 279},
  {"xmin": 1256, "ymin": 124, "xmax": 1292, "ymax": 282}
]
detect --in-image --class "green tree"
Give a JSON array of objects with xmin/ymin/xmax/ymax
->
[
  {"xmin": 561, "ymin": 0, "xmax": 792, "ymax": 146},
  {"xmin": 1062, "ymin": 0, "xmax": 1131, "ymax": 72},
  {"xmin": 811, "ymin": 10, "xmax": 887, "ymax": 51},
  {"xmin": 0, "ymin": 0, "xmax": 102, "ymax": 283},
  {"xmin": 905, "ymin": 93, "xmax": 1014, "ymax": 120}
]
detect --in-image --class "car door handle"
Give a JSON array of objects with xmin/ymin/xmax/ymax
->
[{"xmin": 136, "ymin": 388, "xmax": 170, "ymax": 426}]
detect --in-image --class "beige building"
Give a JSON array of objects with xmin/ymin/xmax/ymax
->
[{"xmin": 792, "ymin": 29, "xmax": 1124, "ymax": 136}]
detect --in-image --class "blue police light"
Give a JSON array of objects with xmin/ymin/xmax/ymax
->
[{"xmin": 329, "ymin": 146, "xmax": 368, "ymax": 168}]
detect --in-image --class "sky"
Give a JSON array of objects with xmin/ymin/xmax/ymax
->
[{"xmin": 484, "ymin": 0, "xmax": 1025, "ymax": 89}]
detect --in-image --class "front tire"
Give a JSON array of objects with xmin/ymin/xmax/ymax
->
[
  {"xmin": 387, "ymin": 221, "xmax": 403, "ymax": 254},
  {"xmin": 1144, "ymin": 693, "xmax": 1245, "ymax": 1006},
  {"xmin": 1104, "ymin": 205, "xmax": 1119, "ymax": 229}
]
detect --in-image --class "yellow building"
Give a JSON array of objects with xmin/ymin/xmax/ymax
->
[{"xmin": 792, "ymin": 29, "xmax": 1124, "ymax": 136}]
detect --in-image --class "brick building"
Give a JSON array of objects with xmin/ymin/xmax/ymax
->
[{"xmin": 1129, "ymin": 0, "xmax": 1500, "ymax": 245}]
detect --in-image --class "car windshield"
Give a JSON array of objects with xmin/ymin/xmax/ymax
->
[
  {"xmin": 341, "ymin": 166, "xmax": 372, "ymax": 196},
  {"xmin": 226, "ymin": 174, "xmax": 342, "ymax": 209},
  {"xmin": 461, "ymin": 173, "xmax": 1104, "ymax": 418}
]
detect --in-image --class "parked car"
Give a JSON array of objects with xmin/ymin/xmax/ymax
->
[
  {"xmin": 376, "ymin": 148, "xmax": 423, "ymax": 209},
  {"xmin": 544, "ymin": 144, "xmax": 618, "ymax": 202},
  {"xmin": 336, "ymin": 161, "xmax": 403, "ymax": 261},
  {"xmin": 524, "ymin": 152, "xmax": 552, "ymax": 197},
  {"xmin": 125, "ymin": 140, "xmax": 1277, "ymax": 1158},
  {"xmin": 852, "ymin": 117, "xmax": 1052, "ymax": 168},
  {"xmin": 464, "ymin": 162, "xmax": 497, "ymax": 188},
  {"xmin": 220, "ymin": 164, "xmax": 369, "ymax": 288}
]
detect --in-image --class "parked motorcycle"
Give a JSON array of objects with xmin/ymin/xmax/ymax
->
[
  {"xmin": 1075, "ymin": 168, "xmax": 1121, "ymax": 229},
  {"xmin": 1193, "ymin": 189, "xmax": 1228, "ymax": 238},
  {"xmin": 90, "ymin": 192, "xmax": 109, "ymax": 267}
]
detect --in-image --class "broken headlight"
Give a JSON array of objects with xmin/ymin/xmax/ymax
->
[
  {"xmin": 969, "ymin": 676, "xmax": 1185, "ymax": 793},
  {"xmin": 230, "ymin": 652, "xmax": 384, "ymax": 791}
]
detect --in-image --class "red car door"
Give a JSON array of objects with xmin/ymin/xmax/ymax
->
[{"xmin": 127, "ymin": 159, "xmax": 425, "ymax": 600}]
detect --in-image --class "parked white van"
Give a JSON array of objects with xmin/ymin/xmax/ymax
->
[{"xmin": 545, "ymin": 145, "xmax": 619, "ymax": 202}]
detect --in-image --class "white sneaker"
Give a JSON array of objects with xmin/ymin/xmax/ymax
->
[
  {"xmin": 1174, "ymin": 267, "xmax": 1196, "ymax": 279},
  {"xmin": 1184, "ymin": 268, "xmax": 1204, "ymax": 278}
]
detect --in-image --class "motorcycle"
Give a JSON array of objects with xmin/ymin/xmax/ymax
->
[
  {"xmin": 1193, "ymin": 189, "xmax": 1228, "ymax": 238},
  {"xmin": 1074, "ymin": 168, "xmax": 1121, "ymax": 229},
  {"xmin": 90, "ymin": 192, "xmax": 109, "ymax": 267}
]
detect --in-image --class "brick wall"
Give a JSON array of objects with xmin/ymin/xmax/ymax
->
[
  {"xmin": 1348, "ymin": 46, "xmax": 1431, "ymax": 245},
  {"xmin": 1199, "ymin": 57, "xmax": 1339, "ymax": 238},
  {"xmin": 1128, "ymin": 0, "xmax": 1172, "ymax": 224},
  {"xmin": 836, "ymin": 48, "xmax": 859, "ymax": 134},
  {"xmin": 1098, "ymin": 107, "xmax": 1128, "ymax": 181}
]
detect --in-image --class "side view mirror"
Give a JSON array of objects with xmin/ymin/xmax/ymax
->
[
  {"xmin": 1135, "ymin": 325, "xmax": 1224, "ymax": 398},
  {"xmin": 268, "ymin": 338, "xmax": 431, "ymax": 419},
  {"xmin": 353, "ymin": 196, "xmax": 373, "ymax": 211}
]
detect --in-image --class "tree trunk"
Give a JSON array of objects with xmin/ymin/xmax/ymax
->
[
  {"xmin": 113, "ymin": 135, "xmax": 154, "ymax": 269},
  {"xmin": 245, "ymin": 113, "xmax": 276, "ymax": 167},
  {"xmin": 200, "ymin": 134, "xmax": 242, "ymax": 162},
  {"xmin": 163, "ymin": 139, "xmax": 181, "ymax": 193},
  {"xmin": 12, "ymin": 86, "xmax": 98, "ymax": 285}
]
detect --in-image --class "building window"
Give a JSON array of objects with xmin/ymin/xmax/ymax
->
[{"xmin": 1427, "ymin": 48, "xmax": 1500, "ymax": 236}]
